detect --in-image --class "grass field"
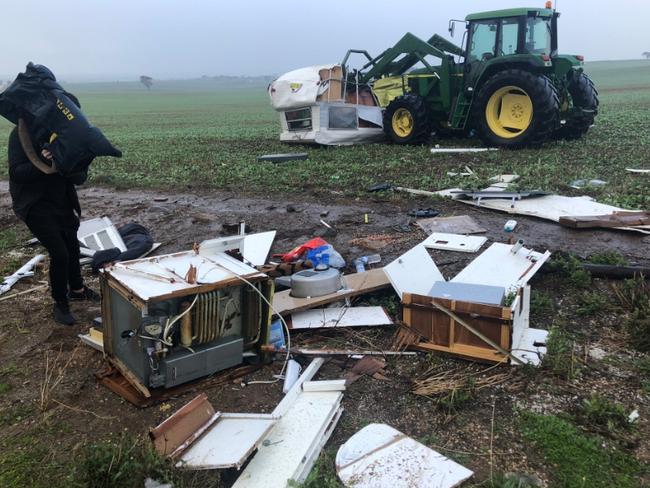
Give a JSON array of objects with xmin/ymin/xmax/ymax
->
[{"xmin": 1, "ymin": 60, "xmax": 649, "ymax": 209}]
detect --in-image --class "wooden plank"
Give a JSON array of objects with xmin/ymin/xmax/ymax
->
[
  {"xmin": 110, "ymin": 357, "xmax": 151, "ymax": 398},
  {"xmin": 404, "ymin": 293, "xmax": 510, "ymax": 321},
  {"xmin": 150, "ymin": 393, "xmax": 217, "ymax": 456},
  {"xmin": 558, "ymin": 211, "xmax": 650, "ymax": 229},
  {"xmin": 412, "ymin": 341, "xmax": 507, "ymax": 363},
  {"xmin": 272, "ymin": 269, "xmax": 390, "ymax": 316}
]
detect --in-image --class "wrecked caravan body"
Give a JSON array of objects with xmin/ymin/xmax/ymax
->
[{"xmin": 268, "ymin": 65, "xmax": 384, "ymax": 145}]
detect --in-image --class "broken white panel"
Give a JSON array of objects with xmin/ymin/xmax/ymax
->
[
  {"xmin": 232, "ymin": 391, "xmax": 343, "ymax": 488},
  {"xmin": 422, "ymin": 233, "xmax": 487, "ymax": 253},
  {"xmin": 269, "ymin": 65, "xmax": 336, "ymax": 110},
  {"xmin": 0, "ymin": 254, "xmax": 46, "ymax": 295},
  {"xmin": 273, "ymin": 358, "xmax": 324, "ymax": 418},
  {"xmin": 384, "ymin": 245, "xmax": 444, "ymax": 299},
  {"xmin": 453, "ymin": 193, "xmax": 650, "ymax": 234},
  {"xmin": 78, "ymin": 217, "xmax": 127, "ymax": 253},
  {"xmin": 431, "ymin": 147, "xmax": 498, "ymax": 154},
  {"xmin": 626, "ymin": 168, "xmax": 650, "ymax": 174},
  {"xmin": 199, "ymin": 235, "xmax": 245, "ymax": 256},
  {"xmin": 290, "ymin": 306, "xmax": 393, "ymax": 329},
  {"xmin": 336, "ymin": 423, "xmax": 473, "ymax": 488},
  {"xmin": 303, "ymin": 380, "xmax": 346, "ymax": 392},
  {"xmin": 178, "ymin": 413, "xmax": 277, "ymax": 470},
  {"xmin": 107, "ymin": 251, "xmax": 264, "ymax": 301},
  {"xmin": 510, "ymin": 285, "xmax": 547, "ymax": 366},
  {"xmin": 451, "ymin": 243, "xmax": 551, "ymax": 292},
  {"xmin": 241, "ymin": 231, "xmax": 276, "ymax": 266}
]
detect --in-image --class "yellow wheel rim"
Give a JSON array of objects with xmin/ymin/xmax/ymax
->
[
  {"xmin": 485, "ymin": 86, "xmax": 533, "ymax": 139},
  {"xmin": 392, "ymin": 108, "xmax": 414, "ymax": 138}
]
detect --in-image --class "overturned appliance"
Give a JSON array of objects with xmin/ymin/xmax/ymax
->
[
  {"xmin": 100, "ymin": 235, "xmax": 274, "ymax": 393},
  {"xmin": 268, "ymin": 64, "xmax": 384, "ymax": 145}
]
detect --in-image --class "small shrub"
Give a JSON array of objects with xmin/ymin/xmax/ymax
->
[
  {"xmin": 614, "ymin": 276, "xmax": 650, "ymax": 352},
  {"xmin": 576, "ymin": 291, "xmax": 610, "ymax": 316},
  {"xmin": 588, "ymin": 250, "xmax": 628, "ymax": 266},
  {"xmin": 543, "ymin": 326, "xmax": 580, "ymax": 379},
  {"xmin": 530, "ymin": 290, "xmax": 553, "ymax": 316},
  {"xmin": 77, "ymin": 436, "xmax": 173, "ymax": 488},
  {"xmin": 576, "ymin": 394, "xmax": 632, "ymax": 434},
  {"xmin": 550, "ymin": 254, "xmax": 591, "ymax": 288}
]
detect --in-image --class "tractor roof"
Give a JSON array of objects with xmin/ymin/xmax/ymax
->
[{"xmin": 465, "ymin": 7, "xmax": 554, "ymax": 22}]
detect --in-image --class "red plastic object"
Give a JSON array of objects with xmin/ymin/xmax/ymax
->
[{"xmin": 279, "ymin": 237, "xmax": 328, "ymax": 262}]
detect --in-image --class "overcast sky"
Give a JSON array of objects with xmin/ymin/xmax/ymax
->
[{"xmin": 2, "ymin": 0, "xmax": 648, "ymax": 81}]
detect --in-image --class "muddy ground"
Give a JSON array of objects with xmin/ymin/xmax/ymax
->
[{"xmin": 0, "ymin": 181, "xmax": 649, "ymax": 486}]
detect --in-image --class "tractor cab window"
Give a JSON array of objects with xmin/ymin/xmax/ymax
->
[
  {"xmin": 524, "ymin": 17, "xmax": 552, "ymax": 55},
  {"xmin": 468, "ymin": 20, "xmax": 498, "ymax": 62},
  {"xmin": 499, "ymin": 18, "xmax": 519, "ymax": 56}
]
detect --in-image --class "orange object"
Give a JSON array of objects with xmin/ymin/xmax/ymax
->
[{"xmin": 545, "ymin": 1, "xmax": 552, "ymax": 8}]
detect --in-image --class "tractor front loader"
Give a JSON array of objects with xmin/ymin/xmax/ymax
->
[{"xmin": 345, "ymin": 3, "xmax": 598, "ymax": 148}]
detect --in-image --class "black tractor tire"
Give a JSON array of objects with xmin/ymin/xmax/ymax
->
[
  {"xmin": 558, "ymin": 72, "xmax": 599, "ymax": 140},
  {"xmin": 383, "ymin": 94, "xmax": 433, "ymax": 145},
  {"xmin": 472, "ymin": 69, "xmax": 560, "ymax": 148}
]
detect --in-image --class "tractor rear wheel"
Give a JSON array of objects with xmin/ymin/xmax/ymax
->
[
  {"xmin": 383, "ymin": 94, "xmax": 432, "ymax": 145},
  {"xmin": 558, "ymin": 72, "xmax": 599, "ymax": 140},
  {"xmin": 473, "ymin": 69, "xmax": 560, "ymax": 148}
]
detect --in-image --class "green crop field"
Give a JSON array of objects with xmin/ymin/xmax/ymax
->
[{"xmin": 1, "ymin": 60, "xmax": 649, "ymax": 209}]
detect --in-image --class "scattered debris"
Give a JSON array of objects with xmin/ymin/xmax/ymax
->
[
  {"xmin": 407, "ymin": 208, "xmax": 439, "ymax": 218},
  {"xmin": 349, "ymin": 234, "xmax": 410, "ymax": 252},
  {"xmin": 416, "ymin": 215, "xmax": 486, "ymax": 235},
  {"xmin": 412, "ymin": 366, "xmax": 510, "ymax": 397},
  {"xmin": 78, "ymin": 327, "xmax": 104, "ymax": 352},
  {"xmin": 448, "ymin": 191, "xmax": 650, "ymax": 234},
  {"xmin": 78, "ymin": 217, "xmax": 127, "ymax": 255},
  {"xmin": 422, "ymin": 232, "xmax": 487, "ymax": 253},
  {"xmin": 452, "ymin": 190, "xmax": 549, "ymax": 207},
  {"xmin": 430, "ymin": 146, "xmax": 497, "ymax": 154},
  {"xmin": 257, "ymin": 153, "xmax": 308, "ymax": 163},
  {"xmin": 261, "ymin": 345, "xmax": 417, "ymax": 357},
  {"xmin": 626, "ymin": 168, "xmax": 650, "ymax": 174},
  {"xmin": 0, "ymin": 254, "xmax": 45, "ymax": 295},
  {"xmin": 570, "ymin": 178, "xmax": 607, "ymax": 189},
  {"xmin": 353, "ymin": 253, "xmax": 381, "ymax": 273},
  {"xmin": 504, "ymin": 219, "xmax": 518, "ymax": 233},
  {"xmin": 232, "ymin": 359, "xmax": 344, "ymax": 487},
  {"xmin": 153, "ymin": 197, "xmax": 169, "ymax": 202},
  {"xmin": 335, "ymin": 423, "xmax": 473, "ymax": 488},
  {"xmin": 0, "ymin": 282, "xmax": 48, "ymax": 302},
  {"xmin": 489, "ymin": 174, "xmax": 520, "ymax": 184},
  {"xmin": 290, "ymin": 268, "xmax": 342, "ymax": 298},
  {"xmin": 289, "ymin": 306, "xmax": 393, "ymax": 329},
  {"xmin": 345, "ymin": 356, "xmax": 387, "ymax": 385}
]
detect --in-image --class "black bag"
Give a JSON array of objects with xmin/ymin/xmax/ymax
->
[{"xmin": 0, "ymin": 63, "xmax": 121, "ymax": 174}]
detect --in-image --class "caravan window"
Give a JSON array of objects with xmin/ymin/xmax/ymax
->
[
  {"xmin": 285, "ymin": 108, "xmax": 312, "ymax": 131},
  {"xmin": 329, "ymin": 106, "xmax": 358, "ymax": 130}
]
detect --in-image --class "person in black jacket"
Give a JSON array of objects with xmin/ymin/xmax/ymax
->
[{"xmin": 8, "ymin": 121, "xmax": 99, "ymax": 325}]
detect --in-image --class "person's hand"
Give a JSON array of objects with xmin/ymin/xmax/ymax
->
[{"xmin": 41, "ymin": 149, "xmax": 53, "ymax": 161}]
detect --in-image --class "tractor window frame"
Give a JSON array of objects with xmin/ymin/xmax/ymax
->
[
  {"xmin": 524, "ymin": 15, "xmax": 553, "ymax": 55},
  {"xmin": 467, "ymin": 19, "xmax": 499, "ymax": 63},
  {"xmin": 497, "ymin": 17, "xmax": 522, "ymax": 56}
]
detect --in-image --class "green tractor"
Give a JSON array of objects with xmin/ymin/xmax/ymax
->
[{"xmin": 343, "ymin": 3, "xmax": 598, "ymax": 148}]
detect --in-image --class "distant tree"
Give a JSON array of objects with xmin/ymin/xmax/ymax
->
[
  {"xmin": 643, "ymin": 52, "xmax": 650, "ymax": 60},
  {"xmin": 139, "ymin": 75, "xmax": 153, "ymax": 90}
]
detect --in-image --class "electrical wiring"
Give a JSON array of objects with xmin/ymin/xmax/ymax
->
[{"xmin": 162, "ymin": 294, "xmax": 198, "ymax": 345}]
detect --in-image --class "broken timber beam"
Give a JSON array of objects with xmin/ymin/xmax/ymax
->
[{"xmin": 558, "ymin": 211, "xmax": 650, "ymax": 229}]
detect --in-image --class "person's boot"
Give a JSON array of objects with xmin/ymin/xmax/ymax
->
[
  {"xmin": 53, "ymin": 302, "xmax": 76, "ymax": 326},
  {"xmin": 68, "ymin": 285, "xmax": 100, "ymax": 302}
]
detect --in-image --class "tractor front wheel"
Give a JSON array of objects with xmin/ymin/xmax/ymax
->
[
  {"xmin": 473, "ymin": 69, "xmax": 560, "ymax": 148},
  {"xmin": 383, "ymin": 94, "xmax": 432, "ymax": 145},
  {"xmin": 558, "ymin": 72, "xmax": 599, "ymax": 140}
]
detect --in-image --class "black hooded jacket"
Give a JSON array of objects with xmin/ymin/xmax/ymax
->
[{"xmin": 8, "ymin": 127, "xmax": 88, "ymax": 222}]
